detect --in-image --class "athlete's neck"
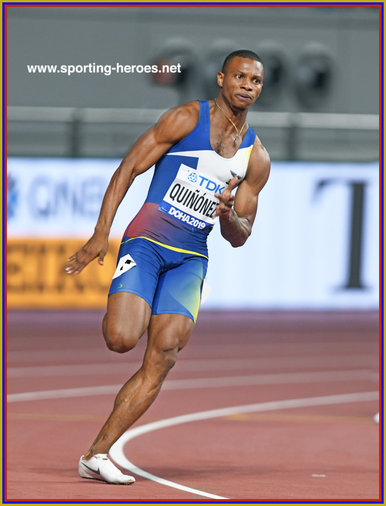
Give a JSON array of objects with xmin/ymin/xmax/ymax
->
[{"xmin": 215, "ymin": 95, "xmax": 248, "ymax": 126}]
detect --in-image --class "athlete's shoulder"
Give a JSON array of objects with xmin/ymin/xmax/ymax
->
[
  {"xmin": 244, "ymin": 134, "xmax": 270, "ymax": 188},
  {"xmin": 178, "ymin": 100, "xmax": 201, "ymax": 114},
  {"xmin": 251, "ymin": 134, "xmax": 270, "ymax": 166},
  {"xmin": 167, "ymin": 100, "xmax": 200, "ymax": 125},
  {"xmin": 155, "ymin": 101, "xmax": 201, "ymax": 142}
]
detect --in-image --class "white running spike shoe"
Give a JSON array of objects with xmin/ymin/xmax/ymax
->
[{"xmin": 78, "ymin": 454, "xmax": 135, "ymax": 485}]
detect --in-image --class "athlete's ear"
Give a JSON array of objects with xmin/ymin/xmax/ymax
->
[{"xmin": 217, "ymin": 71, "xmax": 224, "ymax": 88}]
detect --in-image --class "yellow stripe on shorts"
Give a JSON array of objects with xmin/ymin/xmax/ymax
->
[{"xmin": 122, "ymin": 236, "xmax": 209, "ymax": 260}]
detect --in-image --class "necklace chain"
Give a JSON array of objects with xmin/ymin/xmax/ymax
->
[{"xmin": 214, "ymin": 98, "xmax": 247, "ymax": 143}]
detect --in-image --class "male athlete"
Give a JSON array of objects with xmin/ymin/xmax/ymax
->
[{"xmin": 65, "ymin": 49, "xmax": 270, "ymax": 484}]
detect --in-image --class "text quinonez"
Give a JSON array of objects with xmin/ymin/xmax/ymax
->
[{"xmin": 159, "ymin": 164, "xmax": 225, "ymax": 230}]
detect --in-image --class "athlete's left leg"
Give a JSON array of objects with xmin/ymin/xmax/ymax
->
[{"xmin": 83, "ymin": 313, "xmax": 194, "ymax": 459}]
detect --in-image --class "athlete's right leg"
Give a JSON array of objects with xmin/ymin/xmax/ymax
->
[
  {"xmin": 79, "ymin": 239, "xmax": 160, "ymax": 482},
  {"xmin": 102, "ymin": 292, "xmax": 151, "ymax": 353},
  {"xmin": 78, "ymin": 292, "xmax": 151, "ymax": 483}
]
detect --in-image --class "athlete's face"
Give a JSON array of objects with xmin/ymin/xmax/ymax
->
[{"xmin": 217, "ymin": 57, "xmax": 264, "ymax": 109}]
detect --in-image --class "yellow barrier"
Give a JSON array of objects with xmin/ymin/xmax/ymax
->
[{"xmin": 7, "ymin": 238, "xmax": 120, "ymax": 309}]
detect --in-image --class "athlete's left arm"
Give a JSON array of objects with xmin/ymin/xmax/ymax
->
[{"xmin": 218, "ymin": 139, "xmax": 270, "ymax": 247}]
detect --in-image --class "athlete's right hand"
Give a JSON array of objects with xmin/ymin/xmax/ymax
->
[
  {"xmin": 64, "ymin": 232, "xmax": 109, "ymax": 275},
  {"xmin": 213, "ymin": 176, "xmax": 239, "ymax": 218}
]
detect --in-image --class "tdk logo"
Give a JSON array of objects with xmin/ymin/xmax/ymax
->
[
  {"xmin": 196, "ymin": 175, "xmax": 225, "ymax": 194},
  {"xmin": 180, "ymin": 163, "xmax": 225, "ymax": 194}
]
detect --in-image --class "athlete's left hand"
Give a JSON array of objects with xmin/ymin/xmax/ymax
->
[
  {"xmin": 64, "ymin": 231, "xmax": 109, "ymax": 275},
  {"xmin": 213, "ymin": 176, "xmax": 238, "ymax": 218}
]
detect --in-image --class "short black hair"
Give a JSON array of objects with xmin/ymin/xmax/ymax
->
[{"xmin": 222, "ymin": 49, "xmax": 263, "ymax": 73}]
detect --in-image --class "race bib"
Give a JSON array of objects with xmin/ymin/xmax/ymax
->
[{"xmin": 159, "ymin": 164, "xmax": 225, "ymax": 229}]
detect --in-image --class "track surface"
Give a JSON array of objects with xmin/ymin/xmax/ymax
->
[{"xmin": 6, "ymin": 310, "xmax": 380, "ymax": 501}]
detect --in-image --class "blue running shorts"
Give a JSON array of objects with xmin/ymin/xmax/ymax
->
[{"xmin": 109, "ymin": 237, "xmax": 208, "ymax": 322}]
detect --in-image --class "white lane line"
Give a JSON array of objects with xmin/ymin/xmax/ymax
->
[
  {"xmin": 8, "ymin": 385, "xmax": 120, "ymax": 403},
  {"xmin": 7, "ymin": 370, "xmax": 377, "ymax": 403},
  {"xmin": 110, "ymin": 391, "xmax": 379, "ymax": 500},
  {"xmin": 7, "ymin": 355, "xmax": 377, "ymax": 377}
]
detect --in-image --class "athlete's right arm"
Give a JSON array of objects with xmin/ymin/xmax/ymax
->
[{"xmin": 65, "ymin": 102, "xmax": 200, "ymax": 275}]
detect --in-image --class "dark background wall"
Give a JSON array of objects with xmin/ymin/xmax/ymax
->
[
  {"xmin": 6, "ymin": 6, "xmax": 379, "ymax": 160},
  {"xmin": 7, "ymin": 6, "xmax": 378, "ymax": 112}
]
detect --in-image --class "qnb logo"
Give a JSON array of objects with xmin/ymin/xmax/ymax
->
[{"xmin": 7, "ymin": 174, "xmax": 18, "ymax": 220}]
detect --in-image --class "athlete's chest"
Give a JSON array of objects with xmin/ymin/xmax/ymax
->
[
  {"xmin": 167, "ymin": 147, "xmax": 251, "ymax": 185},
  {"xmin": 210, "ymin": 121, "xmax": 245, "ymax": 159},
  {"xmin": 157, "ymin": 147, "xmax": 252, "ymax": 230}
]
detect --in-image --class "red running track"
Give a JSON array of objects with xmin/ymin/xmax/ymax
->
[{"xmin": 6, "ymin": 310, "xmax": 381, "ymax": 501}]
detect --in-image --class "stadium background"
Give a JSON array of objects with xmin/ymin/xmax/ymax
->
[{"xmin": 7, "ymin": 5, "xmax": 379, "ymax": 311}]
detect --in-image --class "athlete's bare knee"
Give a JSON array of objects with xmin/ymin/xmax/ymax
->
[
  {"xmin": 148, "ymin": 340, "xmax": 180, "ymax": 377},
  {"xmin": 141, "ymin": 349, "xmax": 177, "ymax": 389},
  {"xmin": 160, "ymin": 346, "xmax": 179, "ymax": 371},
  {"xmin": 105, "ymin": 333, "xmax": 137, "ymax": 354},
  {"xmin": 157, "ymin": 328, "xmax": 192, "ymax": 373},
  {"xmin": 102, "ymin": 314, "xmax": 140, "ymax": 353}
]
